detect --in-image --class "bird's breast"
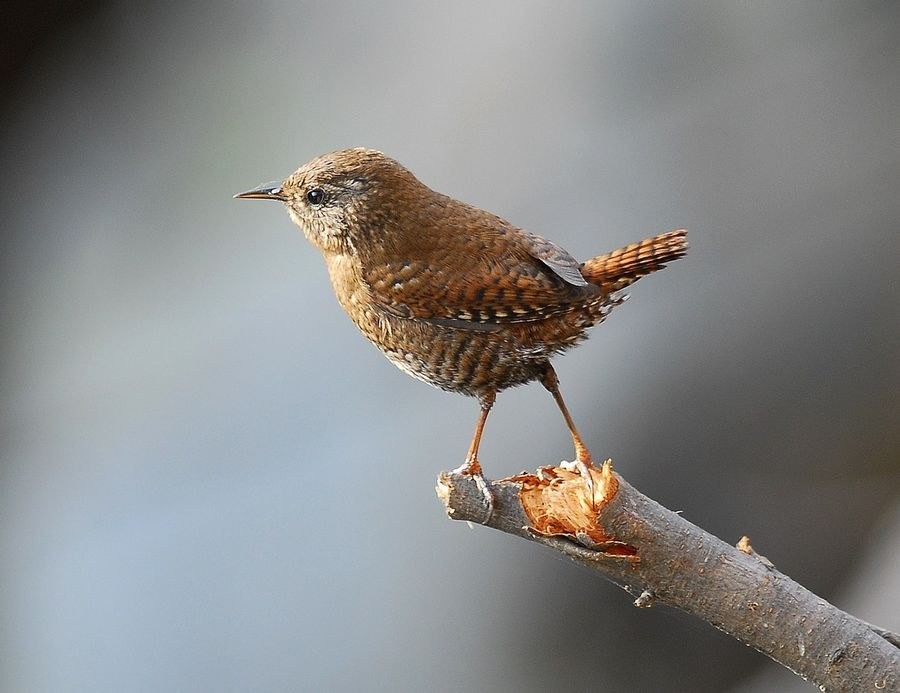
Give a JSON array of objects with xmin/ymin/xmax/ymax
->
[{"xmin": 324, "ymin": 252, "xmax": 381, "ymax": 332}]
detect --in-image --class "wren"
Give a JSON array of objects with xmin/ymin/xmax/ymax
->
[{"xmin": 236, "ymin": 148, "xmax": 687, "ymax": 509}]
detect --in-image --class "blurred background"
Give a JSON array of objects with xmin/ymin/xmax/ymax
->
[{"xmin": 2, "ymin": 2, "xmax": 898, "ymax": 691}]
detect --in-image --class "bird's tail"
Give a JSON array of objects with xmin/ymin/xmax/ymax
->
[{"xmin": 580, "ymin": 229, "xmax": 688, "ymax": 293}]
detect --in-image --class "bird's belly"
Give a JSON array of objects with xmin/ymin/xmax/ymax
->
[
  {"xmin": 376, "ymin": 324, "xmax": 547, "ymax": 396},
  {"xmin": 358, "ymin": 310, "xmax": 602, "ymax": 397}
]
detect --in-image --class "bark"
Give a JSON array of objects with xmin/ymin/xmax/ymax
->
[{"xmin": 436, "ymin": 461, "xmax": 899, "ymax": 691}]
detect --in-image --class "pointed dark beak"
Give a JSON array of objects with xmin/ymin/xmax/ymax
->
[{"xmin": 233, "ymin": 181, "xmax": 287, "ymax": 201}]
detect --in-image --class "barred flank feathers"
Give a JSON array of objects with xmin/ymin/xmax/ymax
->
[{"xmin": 580, "ymin": 230, "xmax": 688, "ymax": 293}]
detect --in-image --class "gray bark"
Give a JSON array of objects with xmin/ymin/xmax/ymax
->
[{"xmin": 436, "ymin": 463, "xmax": 899, "ymax": 691}]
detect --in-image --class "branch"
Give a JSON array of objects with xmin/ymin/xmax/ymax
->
[{"xmin": 436, "ymin": 461, "xmax": 899, "ymax": 691}]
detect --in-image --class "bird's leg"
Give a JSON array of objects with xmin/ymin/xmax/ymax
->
[
  {"xmin": 452, "ymin": 391, "xmax": 496, "ymax": 519},
  {"xmin": 540, "ymin": 364, "xmax": 596, "ymax": 502}
]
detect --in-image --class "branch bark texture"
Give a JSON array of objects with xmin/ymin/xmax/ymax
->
[{"xmin": 436, "ymin": 462, "xmax": 898, "ymax": 691}]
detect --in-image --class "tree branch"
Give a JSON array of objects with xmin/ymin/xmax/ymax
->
[{"xmin": 436, "ymin": 461, "xmax": 899, "ymax": 691}]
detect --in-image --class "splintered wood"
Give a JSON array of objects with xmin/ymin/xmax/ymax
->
[{"xmin": 509, "ymin": 460, "xmax": 637, "ymax": 557}]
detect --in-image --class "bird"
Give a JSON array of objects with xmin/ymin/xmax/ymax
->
[{"xmin": 236, "ymin": 148, "xmax": 687, "ymax": 511}]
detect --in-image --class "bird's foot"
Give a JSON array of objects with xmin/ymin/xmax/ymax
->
[
  {"xmin": 560, "ymin": 455, "xmax": 597, "ymax": 509},
  {"xmin": 452, "ymin": 457, "xmax": 495, "ymax": 522}
]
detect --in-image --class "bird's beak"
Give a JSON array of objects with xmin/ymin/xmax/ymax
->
[{"xmin": 233, "ymin": 181, "xmax": 287, "ymax": 201}]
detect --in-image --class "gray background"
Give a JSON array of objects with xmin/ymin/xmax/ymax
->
[{"xmin": 2, "ymin": 2, "xmax": 898, "ymax": 691}]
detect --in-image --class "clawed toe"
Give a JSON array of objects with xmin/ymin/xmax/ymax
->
[
  {"xmin": 452, "ymin": 458, "xmax": 495, "ymax": 522},
  {"xmin": 561, "ymin": 456, "xmax": 597, "ymax": 508}
]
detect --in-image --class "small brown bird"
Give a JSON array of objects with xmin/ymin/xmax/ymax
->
[{"xmin": 236, "ymin": 148, "xmax": 686, "ymax": 509}]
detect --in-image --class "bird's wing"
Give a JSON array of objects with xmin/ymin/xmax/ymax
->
[{"xmin": 365, "ymin": 230, "xmax": 599, "ymax": 330}]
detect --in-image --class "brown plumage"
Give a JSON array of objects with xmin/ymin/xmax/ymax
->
[{"xmin": 236, "ymin": 148, "xmax": 687, "ymax": 505}]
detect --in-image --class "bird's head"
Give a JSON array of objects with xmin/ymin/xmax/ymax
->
[{"xmin": 235, "ymin": 147, "xmax": 425, "ymax": 256}]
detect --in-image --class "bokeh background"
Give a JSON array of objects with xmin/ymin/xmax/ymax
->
[{"xmin": 2, "ymin": 2, "xmax": 898, "ymax": 691}]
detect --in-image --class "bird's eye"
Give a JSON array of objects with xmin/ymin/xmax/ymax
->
[{"xmin": 306, "ymin": 188, "xmax": 326, "ymax": 205}]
